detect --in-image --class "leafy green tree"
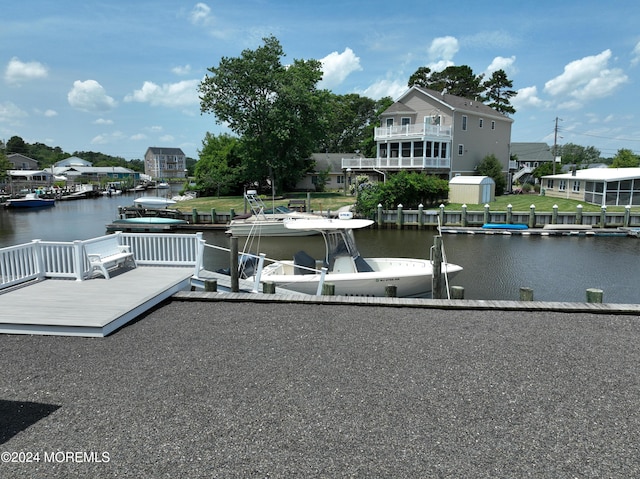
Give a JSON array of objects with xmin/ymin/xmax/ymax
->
[
  {"xmin": 195, "ymin": 133, "xmax": 246, "ymax": 196},
  {"xmin": 425, "ymin": 65, "xmax": 484, "ymax": 99},
  {"xmin": 407, "ymin": 66, "xmax": 432, "ymax": 88},
  {"xmin": 611, "ymin": 148, "xmax": 640, "ymax": 168},
  {"xmin": 199, "ymin": 35, "xmax": 324, "ymax": 193},
  {"xmin": 6, "ymin": 136, "xmax": 28, "ymax": 155},
  {"xmin": 0, "ymin": 150, "xmax": 11, "ymax": 183},
  {"xmin": 476, "ymin": 154, "xmax": 507, "ymax": 196},
  {"xmin": 556, "ymin": 143, "xmax": 601, "ymax": 167},
  {"xmin": 481, "ymin": 69, "xmax": 516, "ymax": 115}
]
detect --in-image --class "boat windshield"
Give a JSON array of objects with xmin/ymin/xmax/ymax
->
[{"xmin": 323, "ymin": 229, "xmax": 360, "ymax": 263}]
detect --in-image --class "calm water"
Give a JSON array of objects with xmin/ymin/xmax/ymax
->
[{"xmin": 2, "ymin": 194, "xmax": 639, "ymax": 304}]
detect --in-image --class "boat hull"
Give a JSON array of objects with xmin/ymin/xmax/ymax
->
[
  {"xmin": 256, "ymin": 258, "xmax": 463, "ymax": 297},
  {"xmin": 228, "ymin": 214, "xmax": 322, "ymax": 237},
  {"xmin": 6, "ymin": 198, "xmax": 55, "ymax": 208},
  {"xmin": 133, "ymin": 196, "xmax": 176, "ymax": 208}
]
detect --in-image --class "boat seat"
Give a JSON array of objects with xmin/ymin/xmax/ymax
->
[
  {"xmin": 293, "ymin": 250, "xmax": 316, "ymax": 275},
  {"xmin": 331, "ymin": 255, "xmax": 356, "ymax": 274}
]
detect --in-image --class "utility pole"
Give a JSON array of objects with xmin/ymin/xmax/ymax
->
[{"xmin": 553, "ymin": 117, "xmax": 562, "ymax": 175}]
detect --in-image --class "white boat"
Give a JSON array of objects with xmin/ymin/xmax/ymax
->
[
  {"xmin": 249, "ymin": 214, "xmax": 463, "ymax": 297},
  {"xmin": 156, "ymin": 181, "xmax": 170, "ymax": 189},
  {"xmin": 133, "ymin": 196, "xmax": 176, "ymax": 208},
  {"xmin": 226, "ymin": 190, "xmax": 321, "ymax": 237},
  {"xmin": 5, "ymin": 193, "xmax": 55, "ymax": 209}
]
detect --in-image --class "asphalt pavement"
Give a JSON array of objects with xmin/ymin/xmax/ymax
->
[{"xmin": 2, "ymin": 299, "xmax": 640, "ymax": 478}]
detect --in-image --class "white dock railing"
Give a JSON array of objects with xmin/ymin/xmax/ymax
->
[{"xmin": 0, "ymin": 232, "xmax": 206, "ymax": 291}]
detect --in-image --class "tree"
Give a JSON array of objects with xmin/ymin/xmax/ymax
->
[
  {"xmin": 476, "ymin": 154, "xmax": 507, "ymax": 196},
  {"xmin": 0, "ymin": 150, "xmax": 11, "ymax": 183},
  {"xmin": 482, "ymin": 69, "xmax": 516, "ymax": 115},
  {"xmin": 611, "ymin": 148, "xmax": 640, "ymax": 168},
  {"xmin": 195, "ymin": 133, "xmax": 245, "ymax": 196},
  {"xmin": 424, "ymin": 65, "xmax": 484, "ymax": 99},
  {"xmin": 407, "ymin": 66, "xmax": 432, "ymax": 88},
  {"xmin": 199, "ymin": 35, "xmax": 324, "ymax": 193},
  {"xmin": 556, "ymin": 143, "xmax": 601, "ymax": 167},
  {"xmin": 6, "ymin": 136, "xmax": 27, "ymax": 155}
]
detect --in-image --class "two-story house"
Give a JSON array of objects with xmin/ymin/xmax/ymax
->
[
  {"xmin": 144, "ymin": 147, "xmax": 187, "ymax": 179},
  {"xmin": 342, "ymin": 86, "xmax": 514, "ymax": 182}
]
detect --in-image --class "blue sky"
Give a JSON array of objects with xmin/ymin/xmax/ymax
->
[{"xmin": 2, "ymin": 0, "xmax": 639, "ymax": 161}]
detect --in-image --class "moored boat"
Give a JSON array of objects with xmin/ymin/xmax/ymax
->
[
  {"xmin": 248, "ymin": 214, "xmax": 463, "ymax": 297},
  {"xmin": 5, "ymin": 193, "xmax": 55, "ymax": 209},
  {"xmin": 133, "ymin": 196, "xmax": 177, "ymax": 208},
  {"xmin": 106, "ymin": 216, "xmax": 188, "ymax": 232}
]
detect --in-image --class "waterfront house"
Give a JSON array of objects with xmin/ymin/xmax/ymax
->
[
  {"xmin": 541, "ymin": 167, "xmax": 640, "ymax": 206},
  {"xmin": 296, "ymin": 153, "xmax": 378, "ymax": 192},
  {"xmin": 144, "ymin": 147, "xmax": 187, "ymax": 179},
  {"xmin": 7, "ymin": 153, "xmax": 39, "ymax": 170},
  {"xmin": 342, "ymin": 86, "xmax": 514, "ymax": 183},
  {"xmin": 511, "ymin": 143, "xmax": 554, "ymax": 185}
]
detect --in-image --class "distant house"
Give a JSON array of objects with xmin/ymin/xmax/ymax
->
[
  {"xmin": 144, "ymin": 147, "xmax": 187, "ymax": 179},
  {"xmin": 297, "ymin": 153, "xmax": 379, "ymax": 192},
  {"xmin": 342, "ymin": 86, "xmax": 514, "ymax": 182},
  {"xmin": 511, "ymin": 142, "xmax": 554, "ymax": 185},
  {"xmin": 541, "ymin": 167, "xmax": 640, "ymax": 206},
  {"xmin": 54, "ymin": 156, "xmax": 92, "ymax": 168},
  {"xmin": 7, "ymin": 153, "xmax": 38, "ymax": 170}
]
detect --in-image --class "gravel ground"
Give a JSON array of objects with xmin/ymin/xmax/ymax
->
[{"xmin": 1, "ymin": 300, "xmax": 640, "ymax": 478}]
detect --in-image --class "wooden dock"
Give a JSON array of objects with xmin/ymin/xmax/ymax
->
[{"xmin": 0, "ymin": 266, "xmax": 194, "ymax": 337}]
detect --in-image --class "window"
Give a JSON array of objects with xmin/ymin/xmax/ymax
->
[
  {"xmin": 440, "ymin": 143, "xmax": 447, "ymax": 158},
  {"xmin": 401, "ymin": 117, "xmax": 411, "ymax": 126},
  {"xmin": 458, "ymin": 144, "xmax": 464, "ymax": 156},
  {"xmin": 547, "ymin": 179, "xmax": 554, "ymax": 189},
  {"xmin": 401, "ymin": 142, "xmax": 411, "ymax": 157},
  {"xmin": 479, "ymin": 118, "xmax": 484, "ymax": 128},
  {"xmin": 462, "ymin": 115, "xmax": 467, "ymax": 131},
  {"xmin": 491, "ymin": 121, "xmax": 496, "ymax": 130},
  {"xmin": 559, "ymin": 180, "xmax": 566, "ymax": 191},
  {"xmin": 572, "ymin": 181, "xmax": 580, "ymax": 192},
  {"xmin": 386, "ymin": 118, "xmax": 394, "ymax": 127}
]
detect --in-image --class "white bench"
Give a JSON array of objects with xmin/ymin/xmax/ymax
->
[{"xmin": 84, "ymin": 236, "xmax": 136, "ymax": 279}]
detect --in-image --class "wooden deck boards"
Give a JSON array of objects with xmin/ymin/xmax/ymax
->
[{"xmin": 0, "ymin": 266, "xmax": 194, "ymax": 337}]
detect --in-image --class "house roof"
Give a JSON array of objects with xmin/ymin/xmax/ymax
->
[
  {"xmin": 54, "ymin": 156, "xmax": 92, "ymax": 167},
  {"xmin": 49, "ymin": 166, "xmax": 136, "ymax": 175},
  {"xmin": 381, "ymin": 102, "xmax": 416, "ymax": 115},
  {"xmin": 543, "ymin": 167, "xmax": 640, "ymax": 181},
  {"xmin": 511, "ymin": 143, "xmax": 553, "ymax": 162},
  {"xmin": 146, "ymin": 147, "xmax": 185, "ymax": 156},
  {"xmin": 411, "ymin": 86, "xmax": 514, "ymax": 122}
]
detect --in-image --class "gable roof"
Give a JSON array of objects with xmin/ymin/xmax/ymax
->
[
  {"xmin": 386, "ymin": 86, "xmax": 513, "ymax": 122},
  {"xmin": 511, "ymin": 143, "xmax": 553, "ymax": 162},
  {"xmin": 146, "ymin": 147, "xmax": 185, "ymax": 156}
]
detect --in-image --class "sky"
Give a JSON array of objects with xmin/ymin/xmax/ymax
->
[{"xmin": 2, "ymin": 0, "xmax": 640, "ymax": 161}]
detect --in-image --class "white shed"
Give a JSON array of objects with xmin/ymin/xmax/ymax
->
[{"xmin": 449, "ymin": 175, "xmax": 495, "ymax": 204}]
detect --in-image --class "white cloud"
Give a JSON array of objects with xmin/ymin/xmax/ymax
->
[
  {"xmin": 319, "ymin": 48, "xmax": 362, "ymax": 89},
  {"xmin": 130, "ymin": 133, "xmax": 147, "ymax": 141},
  {"xmin": 0, "ymin": 101, "xmax": 29, "ymax": 123},
  {"xmin": 94, "ymin": 118, "xmax": 113, "ymax": 125},
  {"xmin": 160, "ymin": 134, "xmax": 175, "ymax": 143},
  {"xmin": 544, "ymin": 50, "xmax": 628, "ymax": 103},
  {"xmin": 512, "ymin": 86, "xmax": 545, "ymax": 109},
  {"xmin": 43, "ymin": 109, "xmax": 58, "ymax": 117},
  {"xmin": 190, "ymin": 3, "xmax": 213, "ymax": 25},
  {"xmin": 68, "ymin": 80, "xmax": 117, "ymax": 112},
  {"xmin": 172, "ymin": 64, "xmax": 192, "ymax": 76},
  {"xmin": 486, "ymin": 56, "xmax": 517, "ymax": 76},
  {"xmin": 361, "ymin": 79, "xmax": 407, "ymax": 101},
  {"xmin": 427, "ymin": 36, "xmax": 459, "ymax": 71},
  {"xmin": 124, "ymin": 80, "xmax": 200, "ymax": 108},
  {"xmin": 4, "ymin": 57, "xmax": 48, "ymax": 85},
  {"xmin": 631, "ymin": 41, "xmax": 640, "ymax": 66}
]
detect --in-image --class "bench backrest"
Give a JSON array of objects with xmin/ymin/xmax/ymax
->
[{"xmin": 84, "ymin": 236, "xmax": 122, "ymax": 259}]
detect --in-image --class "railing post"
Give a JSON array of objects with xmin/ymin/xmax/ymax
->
[
  {"xmin": 506, "ymin": 204, "xmax": 513, "ymax": 224},
  {"xmin": 73, "ymin": 240, "xmax": 85, "ymax": 281},
  {"xmin": 483, "ymin": 204, "xmax": 490, "ymax": 225},
  {"xmin": 552, "ymin": 204, "xmax": 558, "ymax": 224},
  {"xmin": 461, "ymin": 204, "xmax": 467, "ymax": 227},
  {"xmin": 316, "ymin": 267, "xmax": 328, "ymax": 295},
  {"xmin": 210, "ymin": 208, "xmax": 216, "ymax": 224},
  {"xmin": 431, "ymin": 235, "xmax": 443, "ymax": 299},
  {"xmin": 576, "ymin": 204, "xmax": 583, "ymax": 225},
  {"xmin": 624, "ymin": 205, "xmax": 631, "ymax": 227},
  {"xmin": 528, "ymin": 204, "xmax": 536, "ymax": 228},
  {"xmin": 32, "ymin": 239, "xmax": 45, "ymax": 280},
  {"xmin": 193, "ymin": 233, "xmax": 205, "ymax": 278},
  {"xmin": 439, "ymin": 204, "xmax": 445, "ymax": 227},
  {"xmin": 377, "ymin": 204, "xmax": 383, "ymax": 228},
  {"xmin": 191, "ymin": 208, "xmax": 198, "ymax": 224},
  {"xmin": 396, "ymin": 204, "xmax": 403, "ymax": 229},
  {"xmin": 418, "ymin": 204, "xmax": 424, "ymax": 228},
  {"xmin": 600, "ymin": 206, "xmax": 607, "ymax": 228},
  {"xmin": 252, "ymin": 253, "xmax": 266, "ymax": 293}
]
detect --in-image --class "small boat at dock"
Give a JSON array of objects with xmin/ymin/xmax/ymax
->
[
  {"xmin": 5, "ymin": 193, "xmax": 56, "ymax": 209},
  {"xmin": 106, "ymin": 217, "xmax": 188, "ymax": 232},
  {"xmin": 133, "ymin": 196, "xmax": 176, "ymax": 208}
]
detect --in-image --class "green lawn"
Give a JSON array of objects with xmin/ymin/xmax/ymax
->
[{"xmin": 176, "ymin": 191, "xmax": 636, "ymax": 214}]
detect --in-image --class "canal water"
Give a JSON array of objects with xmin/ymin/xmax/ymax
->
[{"xmin": 1, "ymin": 192, "xmax": 639, "ymax": 304}]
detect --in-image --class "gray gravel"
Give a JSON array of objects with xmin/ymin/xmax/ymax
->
[{"xmin": 1, "ymin": 300, "xmax": 640, "ymax": 478}]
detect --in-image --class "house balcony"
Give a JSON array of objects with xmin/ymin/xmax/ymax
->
[
  {"xmin": 342, "ymin": 156, "xmax": 451, "ymax": 170},
  {"xmin": 374, "ymin": 124, "xmax": 452, "ymax": 141}
]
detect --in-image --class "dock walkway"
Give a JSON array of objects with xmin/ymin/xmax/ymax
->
[{"xmin": 0, "ymin": 266, "xmax": 194, "ymax": 337}]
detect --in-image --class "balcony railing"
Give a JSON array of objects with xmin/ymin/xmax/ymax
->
[
  {"xmin": 374, "ymin": 124, "xmax": 452, "ymax": 140},
  {"xmin": 342, "ymin": 157, "xmax": 451, "ymax": 170}
]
